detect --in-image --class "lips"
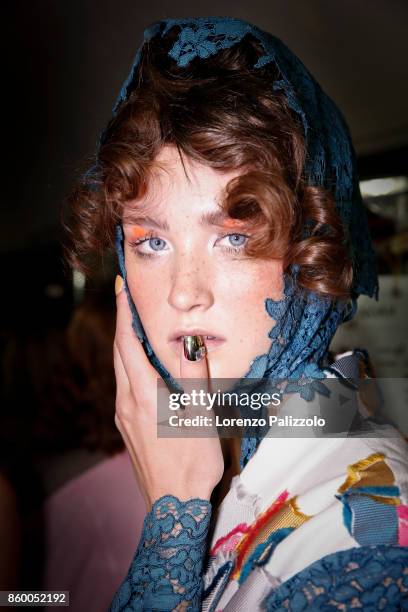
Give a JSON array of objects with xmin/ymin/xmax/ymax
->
[
  {"xmin": 169, "ymin": 328, "xmax": 225, "ymax": 342},
  {"xmin": 168, "ymin": 328, "xmax": 226, "ymax": 354}
]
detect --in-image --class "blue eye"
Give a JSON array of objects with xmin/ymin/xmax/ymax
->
[
  {"xmin": 218, "ymin": 233, "xmax": 249, "ymax": 254},
  {"xmin": 129, "ymin": 235, "xmax": 168, "ymax": 259},
  {"xmin": 149, "ymin": 237, "xmax": 166, "ymax": 251},
  {"xmin": 227, "ymin": 234, "xmax": 247, "ymax": 247}
]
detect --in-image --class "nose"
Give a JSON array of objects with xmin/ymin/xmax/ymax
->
[{"xmin": 168, "ymin": 251, "xmax": 214, "ymax": 312}]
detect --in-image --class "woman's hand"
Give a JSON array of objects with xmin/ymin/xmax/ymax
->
[{"xmin": 113, "ymin": 275, "xmax": 224, "ymax": 510}]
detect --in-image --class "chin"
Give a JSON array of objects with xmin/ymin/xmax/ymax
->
[{"xmin": 206, "ymin": 360, "xmax": 249, "ymax": 381}]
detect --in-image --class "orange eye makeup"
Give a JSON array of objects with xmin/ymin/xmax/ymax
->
[
  {"xmin": 220, "ymin": 217, "xmax": 247, "ymax": 229},
  {"xmin": 130, "ymin": 225, "xmax": 150, "ymax": 240}
]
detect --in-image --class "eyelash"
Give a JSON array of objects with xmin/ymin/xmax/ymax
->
[{"xmin": 128, "ymin": 232, "xmax": 249, "ymax": 259}]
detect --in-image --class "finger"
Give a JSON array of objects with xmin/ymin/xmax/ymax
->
[
  {"xmin": 113, "ymin": 341, "xmax": 130, "ymax": 397},
  {"xmin": 179, "ymin": 337, "xmax": 212, "ymax": 419},
  {"xmin": 180, "ymin": 341, "xmax": 221, "ymax": 437},
  {"xmin": 180, "ymin": 336, "xmax": 209, "ymax": 385},
  {"xmin": 115, "ymin": 275, "xmax": 158, "ymax": 397}
]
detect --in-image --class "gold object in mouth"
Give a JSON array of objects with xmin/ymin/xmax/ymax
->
[{"xmin": 183, "ymin": 335, "xmax": 207, "ymax": 361}]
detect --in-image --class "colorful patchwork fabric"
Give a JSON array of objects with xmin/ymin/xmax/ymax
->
[
  {"xmin": 203, "ymin": 443, "xmax": 408, "ymax": 611},
  {"xmin": 398, "ymin": 505, "xmax": 408, "ymax": 545},
  {"xmin": 336, "ymin": 452, "xmax": 407, "ymax": 546},
  {"xmin": 202, "ymin": 489, "xmax": 313, "ymax": 609},
  {"xmin": 232, "ymin": 491, "xmax": 311, "ymax": 584}
]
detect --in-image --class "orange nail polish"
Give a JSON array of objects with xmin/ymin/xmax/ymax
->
[{"xmin": 115, "ymin": 275, "xmax": 123, "ymax": 295}]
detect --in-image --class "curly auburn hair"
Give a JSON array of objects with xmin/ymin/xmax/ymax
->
[{"xmin": 64, "ymin": 27, "xmax": 353, "ymax": 298}]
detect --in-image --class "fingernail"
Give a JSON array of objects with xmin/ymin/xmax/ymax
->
[
  {"xmin": 115, "ymin": 275, "xmax": 123, "ymax": 296},
  {"xmin": 183, "ymin": 335, "xmax": 207, "ymax": 361}
]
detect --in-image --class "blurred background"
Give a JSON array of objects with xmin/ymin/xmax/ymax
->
[{"xmin": 2, "ymin": 1, "xmax": 408, "ymax": 610}]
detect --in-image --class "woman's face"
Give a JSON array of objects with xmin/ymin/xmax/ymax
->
[{"xmin": 123, "ymin": 145, "xmax": 283, "ymax": 380}]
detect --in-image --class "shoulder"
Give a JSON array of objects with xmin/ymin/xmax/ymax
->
[{"xmin": 263, "ymin": 544, "xmax": 408, "ymax": 611}]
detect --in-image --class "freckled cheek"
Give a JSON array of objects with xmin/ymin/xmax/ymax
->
[
  {"xmin": 124, "ymin": 260, "xmax": 164, "ymax": 316},
  {"xmin": 216, "ymin": 262, "xmax": 282, "ymax": 347},
  {"xmin": 261, "ymin": 264, "xmax": 284, "ymax": 300},
  {"xmin": 216, "ymin": 261, "xmax": 283, "ymax": 301}
]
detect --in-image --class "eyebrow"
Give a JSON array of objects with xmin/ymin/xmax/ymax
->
[{"xmin": 123, "ymin": 209, "xmax": 245, "ymax": 231}]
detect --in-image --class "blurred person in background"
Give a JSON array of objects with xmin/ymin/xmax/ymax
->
[{"xmin": 1, "ymin": 293, "xmax": 145, "ymax": 612}]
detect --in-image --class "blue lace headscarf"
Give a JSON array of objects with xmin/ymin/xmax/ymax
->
[{"xmin": 104, "ymin": 17, "xmax": 378, "ymax": 467}]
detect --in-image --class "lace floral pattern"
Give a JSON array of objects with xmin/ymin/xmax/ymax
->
[
  {"xmin": 263, "ymin": 545, "xmax": 408, "ymax": 611},
  {"xmin": 240, "ymin": 274, "xmax": 344, "ymax": 467},
  {"xmin": 109, "ymin": 495, "xmax": 212, "ymax": 611}
]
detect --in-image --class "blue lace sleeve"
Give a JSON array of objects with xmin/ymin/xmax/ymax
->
[
  {"xmin": 109, "ymin": 494, "xmax": 212, "ymax": 611},
  {"xmin": 263, "ymin": 545, "xmax": 408, "ymax": 611}
]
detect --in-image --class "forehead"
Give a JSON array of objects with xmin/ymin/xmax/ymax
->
[{"xmin": 126, "ymin": 145, "xmax": 242, "ymax": 215}]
